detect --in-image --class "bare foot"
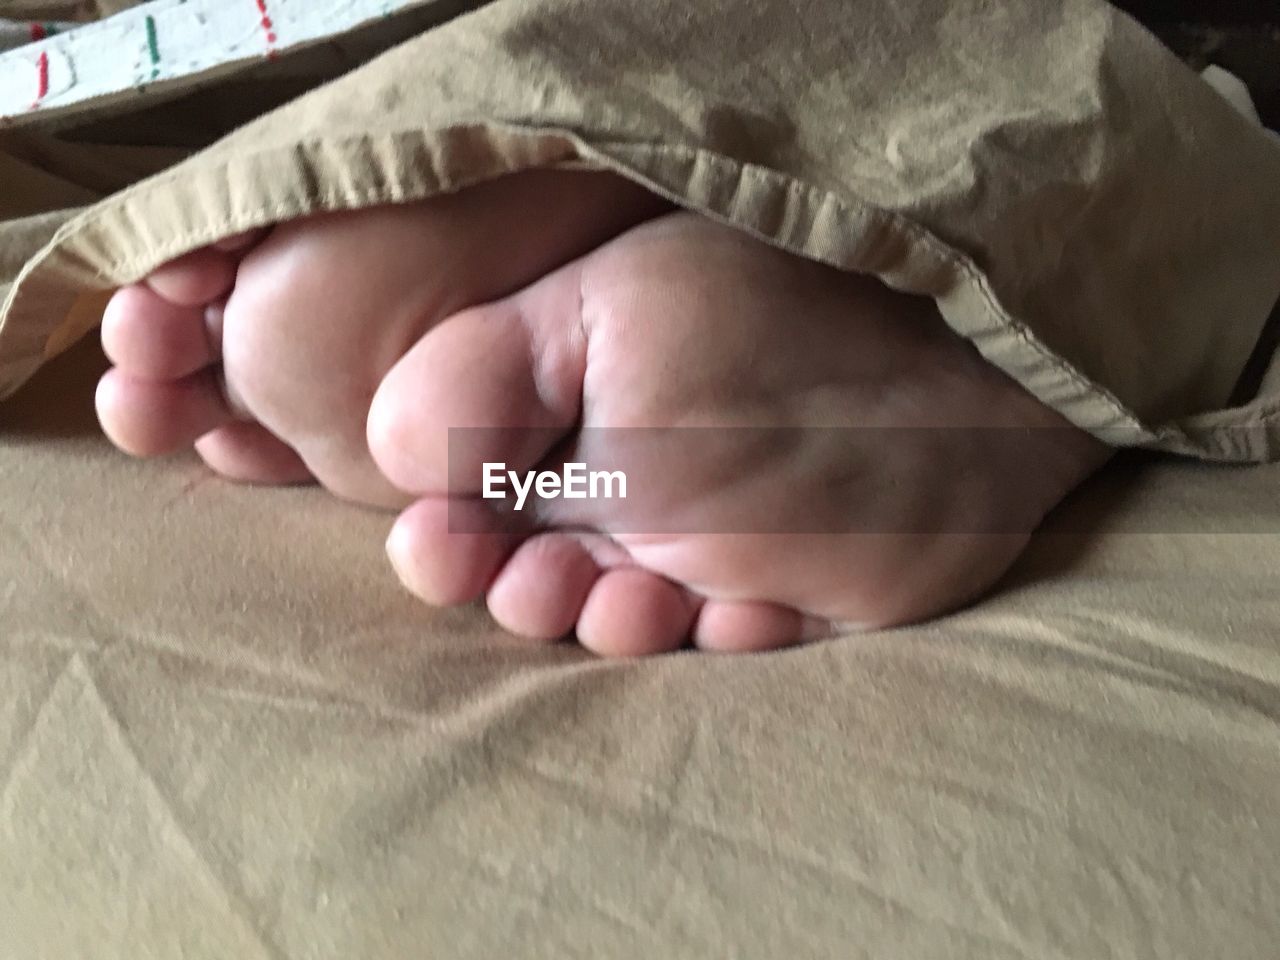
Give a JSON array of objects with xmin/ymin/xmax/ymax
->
[
  {"xmin": 97, "ymin": 175, "xmax": 1109, "ymax": 656},
  {"xmin": 366, "ymin": 213, "xmax": 1111, "ymax": 654},
  {"xmin": 96, "ymin": 169, "xmax": 669, "ymax": 506}
]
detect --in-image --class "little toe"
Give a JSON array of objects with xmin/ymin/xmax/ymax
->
[
  {"xmin": 487, "ymin": 532, "xmax": 601, "ymax": 641},
  {"xmin": 96, "ymin": 367, "xmax": 233, "ymax": 457},
  {"xmin": 145, "ymin": 247, "xmax": 238, "ymax": 307},
  {"xmin": 386, "ymin": 497, "xmax": 523, "ymax": 607},
  {"xmin": 576, "ymin": 568, "xmax": 698, "ymax": 658},
  {"xmin": 101, "ymin": 284, "xmax": 217, "ymax": 379},
  {"xmin": 694, "ymin": 600, "xmax": 831, "ymax": 653},
  {"xmin": 194, "ymin": 422, "xmax": 314, "ymax": 486}
]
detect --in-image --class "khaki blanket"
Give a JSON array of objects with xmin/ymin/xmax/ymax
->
[{"xmin": 2, "ymin": 1, "xmax": 1279, "ymax": 957}]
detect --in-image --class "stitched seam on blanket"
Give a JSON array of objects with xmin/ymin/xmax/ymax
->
[
  {"xmin": 91, "ymin": 133, "xmax": 1139, "ymax": 424},
  {"xmin": 1, "ymin": 128, "xmax": 1205, "ymax": 443},
  {"xmin": 618, "ymin": 147, "xmax": 1119, "ymax": 410},
  {"xmin": 8, "ymin": 136, "xmax": 1156, "ymax": 439}
]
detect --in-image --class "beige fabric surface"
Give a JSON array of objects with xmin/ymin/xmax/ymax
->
[
  {"xmin": 3, "ymin": 337, "xmax": 1279, "ymax": 959},
  {"xmin": 2, "ymin": 0, "xmax": 1280, "ymax": 457},
  {"xmin": 3, "ymin": 1, "xmax": 1280, "ymax": 956}
]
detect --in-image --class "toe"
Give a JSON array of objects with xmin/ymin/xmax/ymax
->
[
  {"xmin": 194, "ymin": 422, "xmax": 314, "ymax": 485},
  {"xmin": 145, "ymin": 247, "xmax": 238, "ymax": 307},
  {"xmin": 212, "ymin": 228, "xmax": 270, "ymax": 253},
  {"xmin": 694, "ymin": 601, "xmax": 831, "ymax": 653},
  {"xmin": 386, "ymin": 497, "xmax": 522, "ymax": 607},
  {"xmin": 487, "ymin": 533, "xmax": 601, "ymax": 641},
  {"xmin": 95, "ymin": 367, "xmax": 232, "ymax": 457},
  {"xmin": 576, "ymin": 568, "xmax": 698, "ymax": 657},
  {"xmin": 367, "ymin": 272, "xmax": 586, "ymax": 498},
  {"xmin": 101, "ymin": 285, "xmax": 217, "ymax": 380}
]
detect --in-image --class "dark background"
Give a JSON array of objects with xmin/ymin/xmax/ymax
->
[
  {"xmin": 1114, "ymin": 0, "xmax": 1280, "ymax": 128},
  {"xmin": 1110, "ymin": 1, "xmax": 1280, "ymax": 404}
]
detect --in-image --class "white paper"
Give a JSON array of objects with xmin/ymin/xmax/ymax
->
[{"xmin": 0, "ymin": 0, "xmax": 436, "ymax": 126}]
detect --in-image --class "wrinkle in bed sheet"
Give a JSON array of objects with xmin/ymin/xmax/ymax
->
[
  {"xmin": 1, "ymin": 1, "xmax": 1279, "ymax": 957},
  {"xmin": 2, "ymin": 336, "xmax": 1279, "ymax": 958}
]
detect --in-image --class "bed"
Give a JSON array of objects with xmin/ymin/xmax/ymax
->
[{"xmin": 2, "ymin": 1, "xmax": 1278, "ymax": 956}]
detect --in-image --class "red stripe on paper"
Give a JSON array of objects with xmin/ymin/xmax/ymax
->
[
  {"xmin": 254, "ymin": 0, "xmax": 278, "ymax": 45},
  {"xmin": 34, "ymin": 50, "xmax": 49, "ymax": 104}
]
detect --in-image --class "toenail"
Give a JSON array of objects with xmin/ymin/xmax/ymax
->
[
  {"xmin": 385, "ymin": 522, "xmax": 413, "ymax": 576},
  {"xmin": 204, "ymin": 302, "xmax": 225, "ymax": 351},
  {"xmin": 823, "ymin": 619, "xmax": 871, "ymax": 637}
]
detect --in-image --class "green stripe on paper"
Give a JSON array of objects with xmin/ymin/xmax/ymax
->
[{"xmin": 145, "ymin": 15, "xmax": 160, "ymax": 79}]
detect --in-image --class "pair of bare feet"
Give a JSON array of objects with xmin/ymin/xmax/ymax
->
[{"xmin": 94, "ymin": 169, "xmax": 1109, "ymax": 656}]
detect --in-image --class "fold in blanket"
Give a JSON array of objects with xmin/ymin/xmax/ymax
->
[{"xmin": 1, "ymin": 0, "xmax": 1279, "ymax": 462}]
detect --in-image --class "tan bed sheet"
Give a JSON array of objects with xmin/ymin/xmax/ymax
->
[
  {"xmin": 3, "ymin": 336, "xmax": 1279, "ymax": 959},
  {"xmin": 2, "ymin": 0, "xmax": 1280, "ymax": 956},
  {"xmin": 3, "ymin": 0, "xmax": 1280, "ymax": 458}
]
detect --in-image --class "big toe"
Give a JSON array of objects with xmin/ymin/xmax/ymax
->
[
  {"xmin": 97, "ymin": 261, "xmax": 235, "ymax": 459},
  {"xmin": 367, "ymin": 268, "xmax": 588, "ymax": 499},
  {"xmin": 98, "ymin": 242, "xmax": 246, "ymax": 443},
  {"xmin": 101, "ymin": 284, "xmax": 218, "ymax": 380},
  {"xmin": 97, "ymin": 234, "xmax": 313, "ymax": 485},
  {"xmin": 102, "ymin": 232, "xmax": 267, "ymax": 381},
  {"xmin": 95, "ymin": 366, "xmax": 232, "ymax": 457}
]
